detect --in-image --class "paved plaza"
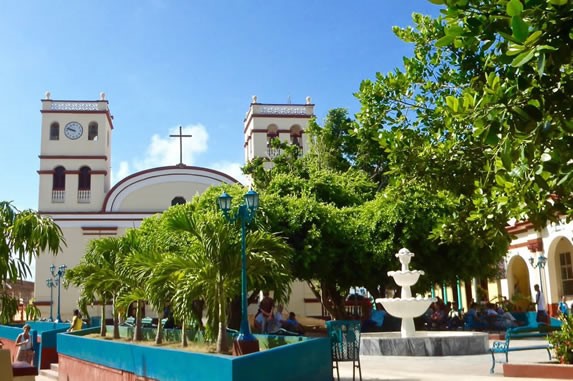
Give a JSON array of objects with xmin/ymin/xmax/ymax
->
[
  {"xmin": 335, "ymin": 339, "xmax": 556, "ymax": 381},
  {"xmin": 35, "ymin": 339, "xmax": 559, "ymax": 381}
]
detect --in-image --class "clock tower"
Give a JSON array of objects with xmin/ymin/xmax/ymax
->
[{"xmin": 38, "ymin": 92, "xmax": 113, "ymax": 213}]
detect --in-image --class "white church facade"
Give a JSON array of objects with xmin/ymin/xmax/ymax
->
[{"xmin": 34, "ymin": 93, "xmax": 319, "ymax": 321}]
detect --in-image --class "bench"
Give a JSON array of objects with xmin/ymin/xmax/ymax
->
[{"xmin": 489, "ymin": 326, "xmax": 555, "ymax": 373}]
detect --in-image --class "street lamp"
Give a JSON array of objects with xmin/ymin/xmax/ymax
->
[
  {"xmin": 46, "ymin": 278, "xmax": 56, "ymax": 321},
  {"xmin": 50, "ymin": 264, "xmax": 67, "ymax": 322},
  {"xmin": 218, "ymin": 189, "xmax": 260, "ymax": 355},
  {"xmin": 529, "ymin": 253, "xmax": 547, "ymax": 294}
]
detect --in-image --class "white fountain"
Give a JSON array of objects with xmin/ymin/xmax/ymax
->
[
  {"xmin": 360, "ymin": 248, "xmax": 489, "ymax": 357},
  {"xmin": 377, "ymin": 248, "xmax": 434, "ymax": 337}
]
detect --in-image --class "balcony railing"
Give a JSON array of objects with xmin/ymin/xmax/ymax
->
[
  {"xmin": 78, "ymin": 190, "xmax": 91, "ymax": 203},
  {"xmin": 52, "ymin": 190, "xmax": 65, "ymax": 203},
  {"xmin": 267, "ymin": 147, "xmax": 281, "ymax": 159}
]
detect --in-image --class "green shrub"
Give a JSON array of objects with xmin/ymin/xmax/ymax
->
[{"xmin": 549, "ymin": 313, "xmax": 573, "ymax": 364}]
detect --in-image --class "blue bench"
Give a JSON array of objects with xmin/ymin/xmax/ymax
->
[{"xmin": 489, "ymin": 326, "xmax": 554, "ymax": 373}]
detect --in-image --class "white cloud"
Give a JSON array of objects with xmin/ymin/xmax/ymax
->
[
  {"xmin": 134, "ymin": 125, "xmax": 208, "ymax": 170},
  {"xmin": 212, "ymin": 161, "xmax": 250, "ymax": 186},
  {"xmin": 111, "ymin": 124, "xmax": 208, "ymax": 184}
]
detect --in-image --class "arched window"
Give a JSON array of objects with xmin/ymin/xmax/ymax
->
[
  {"xmin": 88, "ymin": 122, "xmax": 98, "ymax": 141},
  {"xmin": 50, "ymin": 122, "xmax": 60, "ymax": 140},
  {"xmin": 78, "ymin": 166, "xmax": 91, "ymax": 190},
  {"xmin": 171, "ymin": 196, "xmax": 186, "ymax": 206},
  {"xmin": 290, "ymin": 125, "xmax": 302, "ymax": 147},
  {"xmin": 53, "ymin": 166, "xmax": 66, "ymax": 190},
  {"xmin": 267, "ymin": 124, "xmax": 280, "ymax": 158}
]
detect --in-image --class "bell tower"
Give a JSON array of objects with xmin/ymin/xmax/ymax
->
[
  {"xmin": 243, "ymin": 96, "xmax": 314, "ymax": 167},
  {"xmin": 38, "ymin": 92, "xmax": 113, "ymax": 212}
]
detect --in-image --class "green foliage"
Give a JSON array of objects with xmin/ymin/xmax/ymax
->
[
  {"xmin": 0, "ymin": 201, "xmax": 64, "ymax": 323},
  {"xmin": 0, "ymin": 293, "xmax": 18, "ymax": 324},
  {"xmin": 353, "ymin": 0, "xmax": 572, "ymax": 285},
  {"xmin": 549, "ymin": 313, "xmax": 573, "ymax": 364},
  {"xmin": 25, "ymin": 300, "xmax": 41, "ymax": 321},
  {"xmin": 409, "ymin": 0, "xmax": 573, "ymax": 228},
  {"xmin": 0, "ymin": 201, "xmax": 64, "ymax": 284}
]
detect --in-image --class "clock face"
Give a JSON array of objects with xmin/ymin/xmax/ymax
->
[{"xmin": 64, "ymin": 122, "xmax": 83, "ymax": 140}]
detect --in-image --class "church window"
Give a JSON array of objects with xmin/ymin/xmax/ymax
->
[
  {"xmin": 52, "ymin": 166, "xmax": 66, "ymax": 203},
  {"xmin": 267, "ymin": 125, "xmax": 280, "ymax": 158},
  {"xmin": 171, "ymin": 196, "xmax": 186, "ymax": 206},
  {"xmin": 290, "ymin": 125, "xmax": 302, "ymax": 147},
  {"xmin": 78, "ymin": 166, "xmax": 91, "ymax": 203},
  {"xmin": 560, "ymin": 252, "xmax": 573, "ymax": 296},
  {"xmin": 50, "ymin": 122, "xmax": 60, "ymax": 140},
  {"xmin": 78, "ymin": 166, "xmax": 91, "ymax": 190},
  {"xmin": 88, "ymin": 122, "xmax": 98, "ymax": 141},
  {"xmin": 53, "ymin": 166, "xmax": 66, "ymax": 190}
]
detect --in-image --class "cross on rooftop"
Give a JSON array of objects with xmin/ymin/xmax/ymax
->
[{"xmin": 170, "ymin": 126, "xmax": 192, "ymax": 165}]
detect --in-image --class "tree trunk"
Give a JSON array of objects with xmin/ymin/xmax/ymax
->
[
  {"xmin": 216, "ymin": 285, "xmax": 228, "ymax": 354},
  {"xmin": 112, "ymin": 295, "xmax": 120, "ymax": 339},
  {"xmin": 307, "ymin": 280, "xmax": 347, "ymax": 320},
  {"xmin": 155, "ymin": 308, "xmax": 163, "ymax": 345},
  {"xmin": 227, "ymin": 296, "xmax": 241, "ymax": 331},
  {"xmin": 181, "ymin": 320, "xmax": 188, "ymax": 347},
  {"xmin": 134, "ymin": 300, "xmax": 143, "ymax": 341},
  {"xmin": 100, "ymin": 300, "xmax": 107, "ymax": 337}
]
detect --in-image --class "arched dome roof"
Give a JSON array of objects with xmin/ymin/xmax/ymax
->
[{"xmin": 102, "ymin": 165, "xmax": 239, "ymax": 212}]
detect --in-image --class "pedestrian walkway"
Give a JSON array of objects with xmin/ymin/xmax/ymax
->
[{"xmin": 336, "ymin": 339, "xmax": 557, "ymax": 380}]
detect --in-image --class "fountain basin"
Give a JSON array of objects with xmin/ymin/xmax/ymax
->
[
  {"xmin": 387, "ymin": 270, "xmax": 423, "ymax": 287},
  {"xmin": 361, "ymin": 331, "xmax": 489, "ymax": 356},
  {"xmin": 377, "ymin": 297, "xmax": 432, "ymax": 318}
]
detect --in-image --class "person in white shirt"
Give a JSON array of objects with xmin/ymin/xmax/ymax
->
[
  {"xmin": 15, "ymin": 324, "xmax": 33, "ymax": 363},
  {"xmin": 534, "ymin": 284, "xmax": 548, "ymax": 324}
]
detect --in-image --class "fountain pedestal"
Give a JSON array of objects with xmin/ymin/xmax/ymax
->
[{"xmin": 361, "ymin": 248, "xmax": 489, "ymax": 356}]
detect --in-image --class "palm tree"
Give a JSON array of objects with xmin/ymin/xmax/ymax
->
[
  {"xmin": 65, "ymin": 236, "xmax": 125, "ymax": 338},
  {"xmin": 163, "ymin": 201, "xmax": 292, "ymax": 353},
  {"xmin": 0, "ymin": 201, "xmax": 64, "ymax": 322}
]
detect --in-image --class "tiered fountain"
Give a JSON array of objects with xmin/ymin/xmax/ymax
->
[
  {"xmin": 378, "ymin": 248, "xmax": 434, "ymax": 337},
  {"xmin": 360, "ymin": 248, "xmax": 489, "ymax": 356}
]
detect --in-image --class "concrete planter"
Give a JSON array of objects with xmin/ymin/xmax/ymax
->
[
  {"xmin": 57, "ymin": 332, "xmax": 331, "ymax": 381},
  {"xmin": 504, "ymin": 362, "xmax": 573, "ymax": 379}
]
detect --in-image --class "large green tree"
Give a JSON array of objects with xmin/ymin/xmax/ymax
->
[{"xmin": 357, "ymin": 0, "xmax": 573, "ymax": 233}]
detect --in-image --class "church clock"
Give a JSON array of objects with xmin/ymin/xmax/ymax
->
[{"xmin": 64, "ymin": 121, "xmax": 83, "ymax": 140}]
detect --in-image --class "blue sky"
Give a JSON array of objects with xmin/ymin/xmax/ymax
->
[{"xmin": 0, "ymin": 1, "xmax": 440, "ymax": 211}]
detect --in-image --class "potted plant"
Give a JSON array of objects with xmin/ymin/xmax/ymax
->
[{"xmin": 549, "ymin": 313, "xmax": 573, "ymax": 364}]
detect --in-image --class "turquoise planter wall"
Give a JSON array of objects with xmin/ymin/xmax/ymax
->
[{"xmin": 58, "ymin": 333, "xmax": 331, "ymax": 381}]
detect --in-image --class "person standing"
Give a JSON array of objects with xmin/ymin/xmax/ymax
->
[
  {"xmin": 15, "ymin": 324, "xmax": 34, "ymax": 363},
  {"xmin": 558, "ymin": 296, "xmax": 569, "ymax": 316},
  {"xmin": 259, "ymin": 291, "xmax": 275, "ymax": 334},
  {"xmin": 534, "ymin": 284, "xmax": 548, "ymax": 324}
]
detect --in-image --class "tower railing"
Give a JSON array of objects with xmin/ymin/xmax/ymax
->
[
  {"xmin": 52, "ymin": 190, "xmax": 65, "ymax": 203},
  {"xmin": 78, "ymin": 190, "xmax": 91, "ymax": 203}
]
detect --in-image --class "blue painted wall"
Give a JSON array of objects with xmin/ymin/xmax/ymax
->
[
  {"xmin": 232, "ymin": 337, "xmax": 331, "ymax": 381},
  {"xmin": 58, "ymin": 333, "xmax": 331, "ymax": 381}
]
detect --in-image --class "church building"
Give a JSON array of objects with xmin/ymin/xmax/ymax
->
[{"xmin": 34, "ymin": 93, "xmax": 317, "ymax": 321}]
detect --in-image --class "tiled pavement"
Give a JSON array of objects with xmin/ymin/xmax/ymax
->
[{"xmin": 335, "ymin": 339, "xmax": 557, "ymax": 381}]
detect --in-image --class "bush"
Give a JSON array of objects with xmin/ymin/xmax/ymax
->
[{"xmin": 549, "ymin": 313, "xmax": 573, "ymax": 364}]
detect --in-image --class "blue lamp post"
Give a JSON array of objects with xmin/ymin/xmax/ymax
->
[
  {"xmin": 529, "ymin": 253, "xmax": 547, "ymax": 294},
  {"xmin": 46, "ymin": 278, "xmax": 56, "ymax": 321},
  {"xmin": 50, "ymin": 264, "xmax": 67, "ymax": 322},
  {"xmin": 218, "ymin": 189, "xmax": 260, "ymax": 355}
]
